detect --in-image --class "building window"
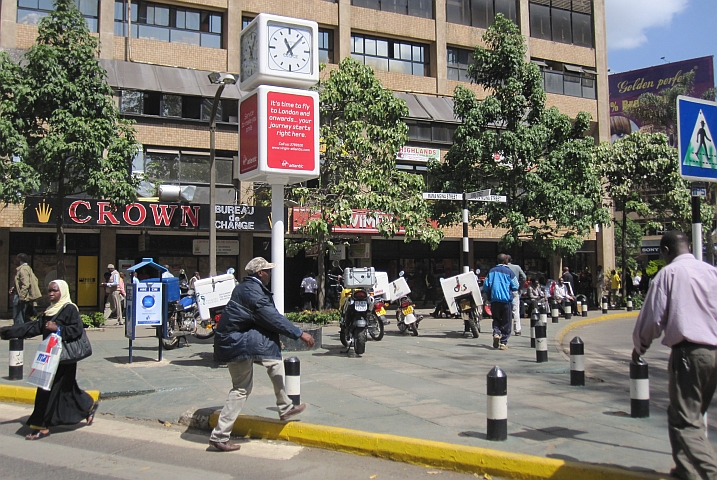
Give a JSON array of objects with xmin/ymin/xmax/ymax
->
[
  {"xmin": 120, "ymin": 89, "xmax": 239, "ymax": 123},
  {"xmin": 406, "ymin": 120, "xmax": 457, "ymax": 144},
  {"xmin": 446, "ymin": 0, "xmax": 518, "ymax": 28},
  {"xmin": 352, "ymin": 0, "xmax": 433, "ymax": 19},
  {"xmin": 18, "ymin": 0, "xmax": 99, "ymax": 32},
  {"xmin": 142, "ymin": 150, "xmax": 233, "ymax": 187},
  {"xmin": 319, "ymin": 29, "xmax": 335, "ymax": 64},
  {"xmin": 529, "ymin": 0, "xmax": 593, "ymax": 48},
  {"xmin": 351, "ymin": 34, "xmax": 429, "ymax": 76},
  {"xmin": 447, "ymin": 47, "xmax": 473, "ymax": 82},
  {"xmin": 534, "ymin": 60, "xmax": 596, "ymax": 99},
  {"xmin": 114, "ymin": 1, "xmax": 222, "ymax": 49}
]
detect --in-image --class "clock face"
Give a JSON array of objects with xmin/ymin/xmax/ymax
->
[
  {"xmin": 267, "ymin": 24, "xmax": 312, "ymax": 74},
  {"xmin": 241, "ymin": 26, "xmax": 258, "ymax": 82}
]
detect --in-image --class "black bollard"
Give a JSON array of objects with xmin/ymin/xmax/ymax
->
[
  {"xmin": 486, "ymin": 366, "xmax": 507, "ymax": 441},
  {"xmin": 630, "ymin": 358, "xmax": 649, "ymax": 418},
  {"xmin": 564, "ymin": 301, "xmax": 572, "ymax": 320},
  {"xmin": 9, "ymin": 338, "xmax": 23, "ymax": 380},
  {"xmin": 626, "ymin": 295, "xmax": 633, "ymax": 312},
  {"xmin": 550, "ymin": 299, "xmax": 559, "ymax": 323},
  {"xmin": 284, "ymin": 356, "xmax": 301, "ymax": 405},
  {"xmin": 582, "ymin": 300, "xmax": 588, "ymax": 317},
  {"xmin": 570, "ymin": 337, "xmax": 585, "ymax": 386},
  {"xmin": 535, "ymin": 322, "xmax": 548, "ymax": 363},
  {"xmin": 530, "ymin": 312, "xmax": 538, "ymax": 348},
  {"xmin": 602, "ymin": 296, "xmax": 608, "ymax": 314}
]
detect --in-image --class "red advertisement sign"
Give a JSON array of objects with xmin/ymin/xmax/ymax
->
[
  {"xmin": 266, "ymin": 91, "xmax": 315, "ymax": 171},
  {"xmin": 292, "ymin": 208, "xmax": 407, "ymax": 235},
  {"xmin": 240, "ymin": 93, "xmax": 259, "ymax": 174}
]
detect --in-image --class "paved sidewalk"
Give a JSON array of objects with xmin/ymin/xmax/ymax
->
[{"xmin": 0, "ymin": 308, "xmax": 696, "ymax": 478}]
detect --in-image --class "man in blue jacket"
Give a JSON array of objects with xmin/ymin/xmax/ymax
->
[
  {"xmin": 483, "ymin": 254, "xmax": 519, "ymax": 350},
  {"xmin": 209, "ymin": 257, "xmax": 315, "ymax": 452}
]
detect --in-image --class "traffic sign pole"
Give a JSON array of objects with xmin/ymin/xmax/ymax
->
[
  {"xmin": 692, "ymin": 183, "xmax": 703, "ymax": 261},
  {"xmin": 463, "ymin": 196, "xmax": 469, "ymax": 273}
]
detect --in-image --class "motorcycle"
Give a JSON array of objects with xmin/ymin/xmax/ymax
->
[
  {"xmin": 455, "ymin": 292, "xmax": 481, "ymax": 338},
  {"xmin": 338, "ymin": 267, "xmax": 375, "ymax": 355},
  {"xmin": 396, "ymin": 294, "xmax": 422, "ymax": 336},
  {"xmin": 163, "ymin": 272, "xmax": 226, "ymax": 350},
  {"xmin": 367, "ymin": 295, "xmax": 386, "ymax": 341}
]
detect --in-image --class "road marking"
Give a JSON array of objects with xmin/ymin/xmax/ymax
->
[{"xmin": 0, "ymin": 403, "xmax": 302, "ymax": 461}]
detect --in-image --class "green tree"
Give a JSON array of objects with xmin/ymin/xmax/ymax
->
[
  {"xmin": 291, "ymin": 58, "xmax": 443, "ymax": 308},
  {"xmin": 613, "ymin": 217, "xmax": 642, "ymax": 275},
  {"xmin": 0, "ymin": 0, "xmax": 139, "ymax": 279},
  {"xmin": 428, "ymin": 15, "xmax": 609, "ymax": 259},
  {"xmin": 597, "ymin": 132, "xmax": 712, "ymax": 299}
]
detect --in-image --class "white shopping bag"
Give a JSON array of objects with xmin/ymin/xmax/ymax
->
[{"xmin": 26, "ymin": 333, "xmax": 63, "ymax": 391}]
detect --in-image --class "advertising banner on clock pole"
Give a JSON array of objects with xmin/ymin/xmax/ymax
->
[{"xmin": 237, "ymin": 85, "xmax": 319, "ymax": 185}]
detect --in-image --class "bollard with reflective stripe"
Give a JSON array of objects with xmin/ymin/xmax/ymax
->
[
  {"xmin": 530, "ymin": 312, "xmax": 538, "ymax": 348},
  {"xmin": 539, "ymin": 304, "xmax": 548, "ymax": 326},
  {"xmin": 9, "ymin": 338, "xmax": 23, "ymax": 380},
  {"xmin": 602, "ymin": 296, "xmax": 608, "ymax": 314},
  {"xmin": 486, "ymin": 366, "xmax": 507, "ymax": 441},
  {"xmin": 626, "ymin": 295, "xmax": 633, "ymax": 312},
  {"xmin": 630, "ymin": 359, "xmax": 649, "ymax": 418},
  {"xmin": 551, "ymin": 300, "xmax": 560, "ymax": 323},
  {"xmin": 582, "ymin": 301, "xmax": 588, "ymax": 317},
  {"xmin": 570, "ymin": 337, "xmax": 585, "ymax": 386},
  {"xmin": 284, "ymin": 356, "xmax": 301, "ymax": 406},
  {"xmin": 535, "ymin": 322, "xmax": 548, "ymax": 363}
]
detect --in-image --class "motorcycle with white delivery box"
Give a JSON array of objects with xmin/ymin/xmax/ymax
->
[
  {"xmin": 339, "ymin": 267, "xmax": 376, "ymax": 355},
  {"xmin": 440, "ymin": 272, "xmax": 483, "ymax": 338}
]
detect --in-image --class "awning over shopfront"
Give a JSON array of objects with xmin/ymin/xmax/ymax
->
[
  {"xmin": 394, "ymin": 92, "xmax": 459, "ymax": 123},
  {"xmin": 98, "ymin": 59, "xmax": 243, "ymax": 99}
]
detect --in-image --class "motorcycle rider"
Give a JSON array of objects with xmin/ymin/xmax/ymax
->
[{"xmin": 209, "ymin": 257, "xmax": 315, "ymax": 452}]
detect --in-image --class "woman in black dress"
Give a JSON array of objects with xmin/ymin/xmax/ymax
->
[{"xmin": 0, "ymin": 279, "xmax": 98, "ymax": 440}]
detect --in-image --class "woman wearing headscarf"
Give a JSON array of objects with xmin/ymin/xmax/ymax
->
[{"xmin": 0, "ymin": 280, "xmax": 98, "ymax": 440}]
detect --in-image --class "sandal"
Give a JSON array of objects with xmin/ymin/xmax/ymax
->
[
  {"xmin": 87, "ymin": 402, "xmax": 99, "ymax": 426},
  {"xmin": 26, "ymin": 430, "xmax": 50, "ymax": 440}
]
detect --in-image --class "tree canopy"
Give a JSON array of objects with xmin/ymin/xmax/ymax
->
[
  {"xmin": 0, "ymin": 0, "xmax": 140, "ymax": 278},
  {"xmin": 428, "ymin": 15, "xmax": 608, "ymax": 258},
  {"xmin": 290, "ymin": 58, "xmax": 442, "ymax": 306}
]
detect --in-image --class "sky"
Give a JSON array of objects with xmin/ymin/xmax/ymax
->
[{"xmin": 605, "ymin": 0, "xmax": 717, "ymax": 80}]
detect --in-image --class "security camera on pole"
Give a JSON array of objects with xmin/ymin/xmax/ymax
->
[{"xmin": 237, "ymin": 14, "xmax": 321, "ymax": 313}]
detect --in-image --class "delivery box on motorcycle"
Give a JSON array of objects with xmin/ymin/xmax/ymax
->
[
  {"xmin": 194, "ymin": 274, "xmax": 235, "ymax": 320},
  {"xmin": 373, "ymin": 271, "xmax": 390, "ymax": 298},
  {"xmin": 440, "ymin": 273, "xmax": 482, "ymax": 315},
  {"xmin": 343, "ymin": 267, "xmax": 376, "ymax": 288},
  {"xmin": 387, "ymin": 277, "xmax": 411, "ymax": 302}
]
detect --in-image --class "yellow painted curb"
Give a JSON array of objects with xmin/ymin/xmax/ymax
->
[
  {"xmin": 210, "ymin": 413, "xmax": 667, "ymax": 480},
  {"xmin": 556, "ymin": 312, "xmax": 638, "ymax": 352},
  {"xmin": 0, "ymin": 384, "xmax": 100, "ymax": 404}
]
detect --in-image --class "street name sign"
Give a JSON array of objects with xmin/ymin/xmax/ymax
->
[
  {"xmin": 677, "ymin": 96, "xmax": 717, "ymax": 182},
  {"xmin": 467, "ymin": 195, "xmax": 507, "ymax": 203},
  {"xmin": 465, "ymin": 188, "xmax": 491, "ymax": 200},
  {"xmin": 422, "ymin": 192, "xmax": 463, "ymax": 200}
]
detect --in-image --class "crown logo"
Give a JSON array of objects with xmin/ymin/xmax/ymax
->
[{"xmin": 35, "ymin": 200, "xmax": 52, "ymax": 223}]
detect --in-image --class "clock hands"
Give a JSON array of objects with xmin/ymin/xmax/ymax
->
[{"xmin": 284, "ymin": 38, "xmax": 295, "ymax": 56}]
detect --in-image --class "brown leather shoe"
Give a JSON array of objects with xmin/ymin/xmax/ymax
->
[
  {"xmin": 209, "ymin": 440, "xmax": 241, "ymax": 452},
  {"xmin": 279, "ymin": 403, "xmax": 306, "ymax": 421}
]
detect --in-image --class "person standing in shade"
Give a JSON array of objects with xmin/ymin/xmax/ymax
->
[
  {"xmin": 483, "ymin": 254, "xmax": 519, "ymax": 350},
  {"xmin": 101, "ymin": 264, "xmax": 123, "ymax": 325},
  {"xmin": 595, "ymin": 265, "xmax": 605, "ymax": 308},
  {"xmin": 189, "ymin": 271, "xmax": 201, "ymax": 290},
  {"xmin": 561, "ymin": 267, "xmax": 575, "ymax": 298},
  {"xmin": 506, "ymin": 256, "xmax": 526, "ymax": 336},
  {"xmin": 300, "ymin": 272, "xmax": 318, "ymax": 311},
  {"xmin": 633, "ymin": 231, "xmax": 717, "ymax": 480},
  {"xmin": 9, "ymin": 253, "xmax": 41, "ymax": 325},
  {"xmin": 209, "ymin": 257, "xmax": 315, "ymax": 452}
]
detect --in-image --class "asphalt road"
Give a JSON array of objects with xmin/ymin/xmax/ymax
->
[{"xmin": 0, "ymin": 403, "xmax": 480, "ymax": 480}]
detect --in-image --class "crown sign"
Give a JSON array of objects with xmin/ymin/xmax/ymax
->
[{"xmin": 35, "ymin": 200, "xmax": 52, "ymax": 223}]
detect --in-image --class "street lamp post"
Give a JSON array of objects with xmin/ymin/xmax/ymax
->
[{"xmin": 208, "ymin": 72, "xmax": 237, "ymax": 277}]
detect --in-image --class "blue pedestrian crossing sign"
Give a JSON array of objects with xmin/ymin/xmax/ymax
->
[{"xmin": 678, "ymin": 96, "xmax": 717, "ymax": 182}]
